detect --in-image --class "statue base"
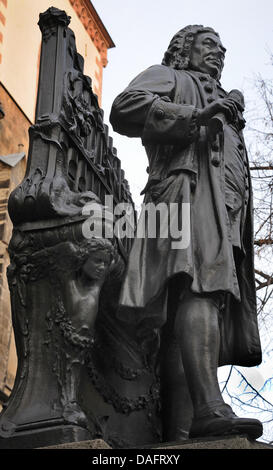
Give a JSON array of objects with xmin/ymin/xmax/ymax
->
[
  {"xmin": 0, "ymin": 423, "xmax": 92, "ymax": 449},
  {"xmin": 40, "ymin": 435, "xmax": 272, "ymax": 450},
  {"xmin": 151, "ymin": 435, "xmax": 272, "ymax": 450}
]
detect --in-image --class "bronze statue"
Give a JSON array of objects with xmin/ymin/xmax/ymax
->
[
  {"xmin": 110, "ymin": 25, "xmax": 263, "ymax": 439},
  {"xmin": 0, "ymin": 11, "xmax": 264, "ymax": 448},
  {"xmin": 0, "ymin": 8, "xmax": 160, "ymax": 449}
]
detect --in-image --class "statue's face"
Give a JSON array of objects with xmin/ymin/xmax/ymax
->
[{"xmin": 189, "ymin": 32, "xmax": 226, "ymax": 78}]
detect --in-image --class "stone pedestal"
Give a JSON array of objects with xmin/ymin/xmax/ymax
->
[
  {"xmin": 151, "ymin": 435, "xmax": 273, "ymax": 450},
  {"xmin": 41, "ymin": 439, "xmax": 111, "ymax": 449},
  {"xmin": 39, "ymin": 435, "xmax": 273, "ymax": 450}
]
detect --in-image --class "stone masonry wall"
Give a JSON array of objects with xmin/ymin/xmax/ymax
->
[{"xmin": 0, "ymin": 83, "xmax": 29, "ymax": 404}]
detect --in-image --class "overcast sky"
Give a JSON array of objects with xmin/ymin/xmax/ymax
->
[{"xmin": 91, "ymin": 0, "xmax": 273, "ymax": 209}]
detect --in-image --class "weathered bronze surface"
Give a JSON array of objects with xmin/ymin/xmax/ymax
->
[
  {"xmin": 0, "ymin": 8, "xmax": 160, "ymax": 449},
  {"xmin": 111, "ymin": 25, "xmax": 263, "ymax": 440}
]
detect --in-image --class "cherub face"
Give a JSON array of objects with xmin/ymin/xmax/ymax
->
[{"xmin": 82, "ymin": 251, "xmax": 111, "ymax": 280}]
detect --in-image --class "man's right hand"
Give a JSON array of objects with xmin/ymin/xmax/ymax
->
[{"xmin": 197, "ymin": 98, "xmax": 238, "ymax": 126}]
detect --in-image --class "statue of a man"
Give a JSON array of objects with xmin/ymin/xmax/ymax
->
[{"xmin": 110, "ymin": 25, "xmax": 263, "ymax": 440}]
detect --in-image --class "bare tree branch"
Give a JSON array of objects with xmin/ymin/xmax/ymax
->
[{"xmin": 254, "ymin": 238, "xmax": 273, "ymax": 246}]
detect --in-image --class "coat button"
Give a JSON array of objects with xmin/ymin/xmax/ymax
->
[
  {"xmin": 204, "ymin": 85, "xmax": 213, "ymax": 93},
  {"xmin": 238, "ymin": 143, "xmax": 244, "ymax": 151},
  {"xmin": 155, "ymin": 108, "xmax": 165, "ymax": 119},
  {"xmin": 211, "ymin": 142, "xmax": 219, "ymax": 151},
  {"xmin": 207, "ymin": 97, "xmax": 215, "ymax": 103},
  {"xmin": 190, "ymin": 179, "xmax": 197, "ymax": 191},
  {"xmin": 211, "ymin": 156, "xmax": 220, "ymax": 166}
]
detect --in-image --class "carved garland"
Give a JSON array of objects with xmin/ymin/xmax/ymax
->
[
  {"xmin": 86, "ymin": 351, "xmax": 161, "ymax": 416},
  {"xmin": 69, "ymin": 0, "xmax": 112, "ymax": 67}
]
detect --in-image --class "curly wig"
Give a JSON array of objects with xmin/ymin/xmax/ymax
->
[{"xmin": 162, "ymin": 25, "xmax": 222, "ymax": 76}]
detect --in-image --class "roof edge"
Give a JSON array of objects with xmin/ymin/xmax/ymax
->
[
  {"xmin": 87, "ymin": 0, "xmax": 115, "ymax": 49},
  {"xmin": 69, "ymin": 0, "xmax": 115, "ymax": 50}
]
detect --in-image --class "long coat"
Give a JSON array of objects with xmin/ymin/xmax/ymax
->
[{"xmin": 110, "ymin": 64, "xmax": 262, "ymax": 367}]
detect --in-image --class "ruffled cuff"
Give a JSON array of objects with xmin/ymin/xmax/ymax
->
[{"xmin": 142, "ymin": 97, "xmax": 200, "ymax": 146}]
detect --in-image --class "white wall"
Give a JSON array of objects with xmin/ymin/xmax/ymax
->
[{"xmin": 0, "ymin": 0, "xmax": 101, "ymax": 122}]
